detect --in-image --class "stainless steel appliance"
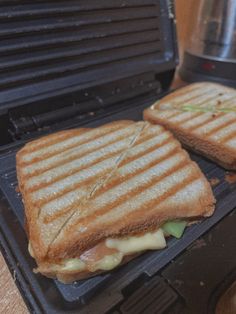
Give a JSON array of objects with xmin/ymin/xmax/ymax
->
[{"xmin": 180, "ymin": 0, "xmax": 236, "ymax": 86}]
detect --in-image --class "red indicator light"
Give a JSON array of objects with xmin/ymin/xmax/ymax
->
[{"xmin": 201, "ymin": 62, "xmax": 215, "ymax": 71}]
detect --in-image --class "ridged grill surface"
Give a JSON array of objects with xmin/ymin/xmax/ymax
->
[
  {"xmin": 121, "ymin": 276, "xmax": 177, "ymax": 314},
  {"xmin": 0, "ymin": 0, "xmax": 170, "ymax": 109},
  {"xmin": 0, "ymin": 101, "xmax": 236, "ymax": 311}
]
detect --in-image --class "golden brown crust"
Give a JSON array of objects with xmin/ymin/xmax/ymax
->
[
  {"xmin": 144, "ymin": 82, "xmax": 236, "ymax": 170},
  {"xmin": 144, "ymin": 109, "xmax": 236, "ymax": 170}
]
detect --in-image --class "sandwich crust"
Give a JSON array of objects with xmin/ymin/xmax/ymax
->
[
  {"xmin": 144, "ymin": 82, "xmax": 236, "ymax": 170},
  {"xmin": 16, "ymin": 120, "xmax": 215, "ymax": 282}
]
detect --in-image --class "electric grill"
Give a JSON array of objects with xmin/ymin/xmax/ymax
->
[{"xmin": 0, "ymin": 1, "xmax": 235, "ymax": 313}]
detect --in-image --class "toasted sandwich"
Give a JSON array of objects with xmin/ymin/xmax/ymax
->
[
  {"xmin": 144, "ymin": 82, "xmax": 236, "ymax": 170},
  {"xmin": 16, "ymin": 120, "xmax": 215, "ymax": 283}
]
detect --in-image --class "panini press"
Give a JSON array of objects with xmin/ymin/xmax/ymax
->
[{"xmin": 0, "ymin": 1, "xmax": 235, "ymax": 314}]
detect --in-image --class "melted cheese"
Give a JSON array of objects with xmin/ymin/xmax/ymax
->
[
  {"xmin": 105, "ymin": 229, "xmax": 166, "ymax": 254},
  {"xmin": 28, "ymin": 242, "xmax": 34, "ymax": 258},
  {"xmin": 51, "ymin": 253, "xmax": 123, "ymax": 273},
  {"xmin": 29, "ymin": 228, "xmax": 167, "ymax": 273},
  {"xmin": 61, "ymin": 259, "xmax": 86, "ymax": 272},
  {"xmin": 91, "ymin": 252, "xmax": 123, "ymax": 272}
]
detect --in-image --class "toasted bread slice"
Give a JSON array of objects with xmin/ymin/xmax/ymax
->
[
  {"xmin": 17, "ymin": 120, "xmax": 141, "ymax": 260},
  {"xmin": 16, "ymin": 120, "xmax": 215, "ymax": 282},
  {"xmin": 144, "ymin": 82, "xmax": 236, "ymax": 170}
]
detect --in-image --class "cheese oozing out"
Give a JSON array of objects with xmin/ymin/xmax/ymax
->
[
  {"xmin": 60, "ymin": 258, "xmax": 86, "ymax": 272},
  {"xmin": 92, "ymin": 253, "xmax": 123, "ymax": 271},
  {"xmin": 30, "ymin": 228, "xmax": 171, "ymax": 273},
  {"xmin": 49, "ymin": 228, "xmax": 166, "ymax": 273},
  {"xmin": 28, "ymin": 242, "xmax": 34, "ymax": 258},
  {"xmin": 105, "ymin": 229, "xmax": 166, "ymax": 254}
]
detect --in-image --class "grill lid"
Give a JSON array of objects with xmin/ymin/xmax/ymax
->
[{"xmin": 0, "ymin": 0, "xmax": 177, "ymax": 112}]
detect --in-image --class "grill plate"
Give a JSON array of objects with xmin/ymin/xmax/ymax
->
[{"xmin": 0, "ymin": 99, "xmax": 236, "ymax": 313}]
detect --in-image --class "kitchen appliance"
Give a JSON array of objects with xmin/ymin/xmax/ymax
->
[
  {"xmin": 179, "ymin": 0, "xmax": 236, "ymax": 87},
  {"xmin": 0, "ymin": 1, "xmax": 235, "ymax": 313}
]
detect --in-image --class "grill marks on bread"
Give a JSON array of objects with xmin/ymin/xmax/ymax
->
[
  {"xmin": 16, "ymin": 120, "xmax": 215, "ymax": 262},
  {"xmin": 42, "ymin": 130, "xmax": 173, "ymax": 225},
  {"xmin": 50, "ymin": 141, "xmax": 184, "ymax": 243},
  {"xmin": 19, "ymin": 121, "xmax": 131, "ymax": 165},
  {"xmin": 17, "ymin": 121, "xmax": 145, "ymax": 256},
  {"xmin": 21, "ymin": 123, "xmax": 138, "ymax": 177},
  {"xmin": 144, "ymin": 82, "xmax": 236, "ymax": 169},
  {"xmin": 156, "ymin": 83, "xmax": 235, "ymax": 110}
]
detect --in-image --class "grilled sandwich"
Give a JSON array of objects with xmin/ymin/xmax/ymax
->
[
  {"xmin": 16, "ymin": 120, "xmax": 215, "ymax": 283},
  {"xmin": 144, "ymin": 82, "xmax": 236, "ymax": 170}
]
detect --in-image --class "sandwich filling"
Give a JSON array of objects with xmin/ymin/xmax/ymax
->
[
  {"xmin": 153, "ymin": 102, "xmax": 236, "ymax": 113},
  {"xmin": 31, "ymin": 221, "xmax": 187, "ymax": 274}
]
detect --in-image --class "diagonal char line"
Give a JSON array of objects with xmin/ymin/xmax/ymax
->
[
  {"xmin": 46, "ymin": 122, "xmax": 148, "ymax": 254},
  {"xmin": 89, "ymin": 121, "xmax": 149, "ymax": 198}
]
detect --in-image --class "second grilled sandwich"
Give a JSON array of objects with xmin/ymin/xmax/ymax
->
[
  {"xmin": 144, "ymin": 82, "xmax": 236, "ymax": 170},
  {"xmin": 16, "ymin": 120, "xmax": 215, "ymax": 283}
]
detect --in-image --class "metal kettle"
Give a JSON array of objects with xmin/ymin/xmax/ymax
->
[{"xmin": 179, "ymin": 0, "xmax": 236, "ymax": 87}]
